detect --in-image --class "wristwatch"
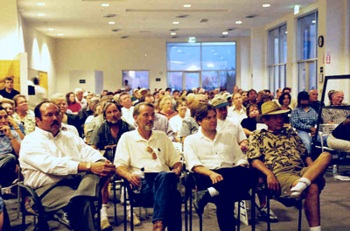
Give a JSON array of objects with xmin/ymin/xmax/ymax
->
[{"xmin": 86, "ymin": 162, "xmax": 92, "ymax": 172}]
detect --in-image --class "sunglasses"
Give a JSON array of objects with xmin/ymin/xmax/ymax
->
[{"xmin": 146, "ymin": 146, "xmax": 160, "ymax": 160}]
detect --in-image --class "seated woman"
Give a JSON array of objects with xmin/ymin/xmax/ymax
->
[
  {"xmin": 278, "ymin": 92, "xmax": 293, "ymax": 126},
  {"xmin": 169, "ymin": 99, "xmax": 188, "ymax": 142},
  {"xmin": 327, "ymin": 115, "xmax": 350, "ymax": 152},
  {"xmin": 158, "ymin": 95, "xmax": 177, "ymax": 120},
  {"xmin": 66, "ymin": 92, "xmax": 81, "ymax": 114},
  {"xmin": 241, "ymin": 104, "xmax": 260, "ymax": 137}
]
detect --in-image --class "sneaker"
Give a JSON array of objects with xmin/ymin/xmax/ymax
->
[
  {"xmin": 101, "ymin": 217, "xmax": 112, "ymax": 231},
  {"xmin": 259, "ymin": 207, "xmax": 278, "ymax": 223},
  {"xmin": 126, "ymin": 213, "xmax": 142, "ymax": 226},
  {"xmin": 53, "ymin": 209, "xmax": 71, "ymax": 228},
  {"xmin": 193, "ymin": 190, "xmax": 210, "ymax": 215}
]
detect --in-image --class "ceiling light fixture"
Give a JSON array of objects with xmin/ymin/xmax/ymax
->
[
  {"xmin": 48, "ymin": 28, "xmax": 54, "ymax": 31},
  {"xmin": 235, "ymin": 20, "xmax": 242, "ymax": 24},
  {"xmin": 294, "ymin": 5, "xmax": 300, "ymax": 15},
  {"xmin": 108, "ymin": 21, "xmax": 116, "ymax": 25},
  {"xmin": 222, "ymin": 31, "xmax": 228, "ymax": 35},
  {"xmin": 57, "ymin": 33, "xmax": 64, "ymax": 36},
  {"xmin": 101, "ymin": 3, "xmax": 110, "ymax": 7},
  {"xmin": 183, "ymin": 4, "xmax": 191, "ymax": 8},
  {"xmin": 262, "ymin": 4, "xmax": 271, "ymax": 8},
  {"xmin": 36, "ymin": 3, "xmax": 45, "ymax": 6},
  {"xmin": 37, "ymin": 13, "xmax": 45, "ymax": 17},
  {"xmin": 172, "ymin": 21, "xmax": 180, "ymax": 25},
  {"xmin": 170, "ymin": 32, "xmax": 176, "ymax": 36}
]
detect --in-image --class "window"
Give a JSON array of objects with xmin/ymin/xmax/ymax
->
[
  {"xmin": 267, "ymin": 24, "xmax": 287, "ymax": 93},
  {"xmin": 297, "ymin": 11, "xmax": 318, "ymax": 92},
  {"xmin": 167, "ymin": 42, "xmax": 236, "ymax": 91},
  {"xmin": 122, "ymin": 70, "xmax": 149, "ymax": 89}
]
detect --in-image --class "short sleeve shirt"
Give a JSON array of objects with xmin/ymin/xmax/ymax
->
[{"xmin": 247, "ymin": 127, "xmax": 308, "ymax": 174}]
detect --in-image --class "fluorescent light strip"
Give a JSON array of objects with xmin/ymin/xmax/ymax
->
[{"xmin": 101, "ymin": 3, "xmax": 110, "ymax": 7}]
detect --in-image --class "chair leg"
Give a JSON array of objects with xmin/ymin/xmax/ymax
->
[
  {"xmin": 237, "ymin": 201, "xmax": 241, "ymax": 231},
  {"xmin": 123, "ymin": 186, "xmax": 127, "ymax": 231},
  {"xmin": 113, "ymin": 180, "xmax": 118, "ymax": 226},
  {"xmin": 251, "ymin": 187, "xmax": 256, "ymax": 231},
  {"xmin": 199, "ymin": 214, "xmax": 203, "ymax": 231},
  {"xmin": 298, "ymin": 201, "xmax": 302, "ymax": 231},
  {"xmin": 267, "ymin": 194, "xmax": 271, "ymax": 231}
]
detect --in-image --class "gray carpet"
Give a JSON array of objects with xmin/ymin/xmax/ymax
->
[{"xmin": 5, "ymin": 171, "xmax": 350, "ymax": 231}]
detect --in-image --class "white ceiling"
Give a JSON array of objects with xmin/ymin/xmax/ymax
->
[{"xmin": 17, "ymin": 0, "xmax": 316, "ymax": 39}]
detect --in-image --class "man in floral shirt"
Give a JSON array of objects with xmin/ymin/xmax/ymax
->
[{"xmin": 247, "ymin": 101, "xmax": 332, "ymax": 231}]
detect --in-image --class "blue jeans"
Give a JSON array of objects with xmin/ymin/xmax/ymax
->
[
  {"xmin": 297, "ymin": 130, "xmax": 312, "ymax": 154},
  {"xmin": 140, "ymin": 171, "xmax": 182, "ymax": 231}
]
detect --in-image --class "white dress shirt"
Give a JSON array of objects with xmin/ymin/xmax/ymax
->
[
  {"xmin": 184, "ymin": 127, "xmax": 248, "ymax": 171},
  {"xmin": 227, "ymin": 106, "xmax": 247, "ymax": 124},
  {"xmin": 19, "ymin": 127, "xmax": 105, "ymax": 189},
  {"xmin": 121, "ymin": 106, "xmax": 135, "ymax": 126},
  {"xmin": 216, "ymin": 119, "xmax": 247, "ymax": 143},
  {"xmin": 114, "ymin": 130, "xmax": 180, "ymax": 174}
]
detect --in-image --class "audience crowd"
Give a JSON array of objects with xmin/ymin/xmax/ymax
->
[{"xmin": 1, "ymin": 76, "xmax": 349, "ymax": 231}]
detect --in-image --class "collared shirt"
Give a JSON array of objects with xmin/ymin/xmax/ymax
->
[
  {"xmin": 12, "ymin": 110, "xmax": 36, "ymax": 135},
  {"xmin": 178, "ymin": 117, "xmax": 198, "ymax": 138},
  {"xmin": 169, "ymin": 115, "xmax": 188, "ymax": 139},
  {"xmin": 216, "ymin": 119, "xmax": 247, "ymax": 143},
  {"xmin": 19, "ymin": 127, "xmax": 105, "ymax": 189},
  {"xmin": 322, "ymin": 107, "xmax": 350, "ymax": 124},
  {"xmin": 85, "ymin": 114, "xmax": 104, "ymax": 144},
  {"xmin": 227, "ymin": 106, "xmax": 247, "ymax": 124},
  {"xmin": 247, "ymin": 128, "xmax": 308, "ymax": 174},
  {"xmin": 154, "ymin": 113, "xmax": 175, "ymax": 141},
  {"xmin": 184, "ymin": 127, "xmax": 248, "ymax": 171},
  {"xmin": 114, "ymin": 130, "xmax": 180, "ymax": 174},
  {"xmin": 0, "ymin": 130, "xmax": 21, "ymax": 155},
  {"xmin": 290, "ymin": 107, "xmax": 318, "ymax": 132},
  {"xmin": 61, "ymin": 123, "xmax": 79, "ymax": 137},
  {"xmin": 121, "ymin": 106, "xmax": 135, "ymax": 126}
]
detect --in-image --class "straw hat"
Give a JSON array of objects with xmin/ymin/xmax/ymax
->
[{"xmin": 257, "ymin": 101, "xmax": 290, "ymax": 122}]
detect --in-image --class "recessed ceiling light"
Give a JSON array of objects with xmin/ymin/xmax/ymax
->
[
  {"xmin": 222, "ymin": 31, "xmax": 228, "ymax": 35},
  {"xmin": 36, "ymin": 3, "xmax": 45, "ymax": 6},
  {"xmin": 57, "ymin": 33, "xmax": 64, "ymax": 36},
  {"xmin": 183, "ymin": 4, "xmax": 191, "ymax": 8},
  {"xmin": 108, "ymin": 21, "xmax": 116, "ymax": 25},
  {"xmin": 262, "ymin": 4, "xmax": 271, "ymax": 8},
  {"xmin": 172, "ymin": 21, "xmax": 180, "ymax": 25},
  {"xmin": 101, "ymin": 3, "xmax": 110, "ymax": 7},
  {"xmin": 37, "ymin": 13, "xmax": 45, "ymax": 17},
  {"xmin": 235, "ymin": 20, "xmax": 242, "ymax": 24},
  {"xmin": 48, "ymin": 28, "xmax": 54, "ymax": 31},
  {"xmin": 170, "ymin": 32, "xmax": 176, "ymax": 36}
]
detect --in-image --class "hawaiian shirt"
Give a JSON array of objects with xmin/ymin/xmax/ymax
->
[{"xmin": 247, "ymin": 127, "xmax": 308, "ymax": 175}]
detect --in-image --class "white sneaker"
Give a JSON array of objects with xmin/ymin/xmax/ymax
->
[
  {"xmin": 259, "ymin": 207, "xmax": 278, "ymax": 222},
  {"xmin": 127, "ymin": 213, "xmax": 141, "ymax": 226}
]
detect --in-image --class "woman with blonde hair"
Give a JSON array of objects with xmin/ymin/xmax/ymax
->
[{"xmin": 159, "ymin": 95, "xmax": 177, "ymax": 120}]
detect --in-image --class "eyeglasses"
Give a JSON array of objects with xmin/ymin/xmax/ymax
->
[{"xmin": 146, "ymin": 146, "xmax": 159, "ymax": 160}]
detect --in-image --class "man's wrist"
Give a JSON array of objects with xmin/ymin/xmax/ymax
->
[{"xmin": 86, "ymin": 162, "xmax": 92, "ymax": 172}]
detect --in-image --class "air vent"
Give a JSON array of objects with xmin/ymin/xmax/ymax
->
[
  {"xmin": 171, "ymin": 36, "xmax": 178, "ymax": 38},
  {"xmin": 111, "ymin": 29, "xmax": 120, "ymax": 32},
  {"xmin": 227, "ymin": 28, "xmax": 235, "ymax": 31},
  {"xmin": 245, "ymin": 14, "xmax": 257, "ymax": 19},
  {"xmin": 103, "ymin": 14, "xmax": 117, "ymax": 18},
  {"xmin": 176, "ymin": 14, "xmax": 189, "ymax": 18},
  {"xmin": 121, "ymin": 36, "xmax": 129, "ymax": 39},
  {"xmin": 200, "ymin": 19, "xmax": 208, "ymax": 23},
  {"xmin": 169, "ymin": 28, "xmax": 179, "ymax": 32}
]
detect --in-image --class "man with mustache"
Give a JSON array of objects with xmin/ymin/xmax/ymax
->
[
  {"xmin": 114, "ymin": 102, "xmax": 182, "ymax": 231},
  {"xmin": 90, "ymin": 101, "xmax": 135, "ymax": 230},
  {"xmin": 19, "ymin": 101, "xmax": 116, "ymax": 230}
]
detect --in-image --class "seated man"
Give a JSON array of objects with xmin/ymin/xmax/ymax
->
[
  {"xmin": 247, "ymin": 101, "xmax": 332, "ymax": 231},
  {"xmin": 0, "ymin": 105, "xmax": 21, "ymax": 188},
  {"xmin": 184, "ymin": 103, "xmax": 256, "ymax": 231},
  {"xmin": 327, "ymin": 115, "xmax": 350, "ymax": 152},
  {"xmin": 19, "ymin": 101, "xmax": 116, "ymax": 230},
  {"xmin": 114, "ymin": 102, "xmax": 182, "ymax": 231}
]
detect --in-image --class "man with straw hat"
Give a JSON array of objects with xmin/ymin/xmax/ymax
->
[{"xmin": 247, "ymin": 101, "xmax": 332, "ymax": 231}]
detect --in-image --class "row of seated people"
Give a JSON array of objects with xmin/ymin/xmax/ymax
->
[
  {"xmin": 1, "ymin": 97, "xmax": 334, "ymax": 231},
  {"xmin": 0, "ymin": 84, "xmax": 348, "ymax": 230}
]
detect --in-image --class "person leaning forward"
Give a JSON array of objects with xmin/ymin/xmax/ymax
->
[
  {"xmin": 247, "ymin": 101, "xmax": 332, "ymax": 231},
  {"xmin": 19, "ymin": 101, "xmax": 116, "ymax": 231},
  {"xmin": 114, "ymin": 102, "xmax": 182, "ymax": 231}
]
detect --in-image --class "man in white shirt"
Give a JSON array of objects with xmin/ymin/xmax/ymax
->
[
  {"xmin": 184, "ymin": 103, "xmax": 256, "ymax": 231},
  {"xmin": 228, "ymin": 93, "xmax": 247, "ymax": 124},
  {"xmin": 211, "ymin": 95, "xmax": 248, "ymax": 152},
  {"xmin": 119, "ymin": 92, "xmax": 135, "ymax": 125},
  {"xmin": 114, "ymin": 102, "xmax": 182, "ymax": 231},
  {"xmin": 19, "ymin": 101, "xmax": 116, "ymax": 230}
]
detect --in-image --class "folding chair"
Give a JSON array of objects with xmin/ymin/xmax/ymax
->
[{"xmin": 186, "ymin": 172, "xmax": 257, "ymax": 231}]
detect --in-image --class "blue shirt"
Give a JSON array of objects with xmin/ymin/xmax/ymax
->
[{"xmin": 290, "ymin": 107, "xmax": 318, "ymax": 132}]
